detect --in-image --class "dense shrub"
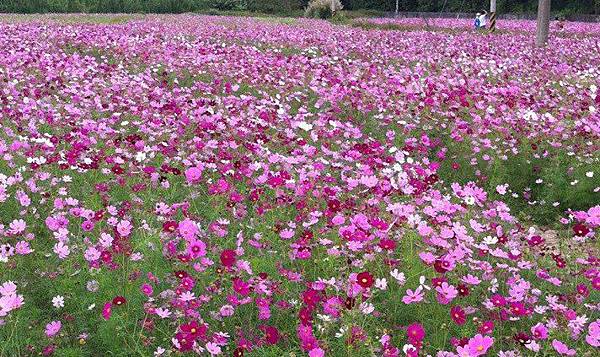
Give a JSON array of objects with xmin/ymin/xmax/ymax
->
[{"xmin": 305, "ymin": 0, "xmax": 342, "ymax": 19}]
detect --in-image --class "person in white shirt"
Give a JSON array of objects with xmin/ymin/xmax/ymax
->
[{"xmin": 478, "ymin": 11, "xmax": 488, "ymax": 29}]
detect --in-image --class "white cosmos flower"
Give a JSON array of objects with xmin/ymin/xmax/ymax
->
[
  {"xmin": 52, "ymin": 295, "xmax": 65, "ymax": 308},
  {"xmin": 390, "ymin": 269, "xmax": 406, "ymax": 285},
  {"xmin": 359, "ymin": 302, "xmax": 375, "ymax": 314},
  {"xmin": 375, "ymin": 278, "xmax": 388, "ymax": 290},
  {"xmin": 298, "ymin": 122, "xmax": 313, "ymax": 131},
  {"xmin": 483, "ymin": 236, "xmax": 498, "ymax": 245},
  {"xmin": 419, "ymin": 276, "xmax": 431, "ymax": 290}
]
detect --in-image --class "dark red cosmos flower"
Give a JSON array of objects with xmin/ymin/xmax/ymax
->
[
  {"xmin": 300, "ymin": 230, "xmax": 313, "ymax": 242},
  {"xmin": 431, "ymin": 277, "xmax": 447, "ymax": 288},
  {"xmin": 100, "ymin": 250, "xmax": 112, "ymax": 263},
  {"xmin": 177, "ymin": 254, "xmax": 191, "ymax": 263},
  {"xmin": 450, "ymin": 337, "xmax": 469, "ymax": 348},
  {"xmin": 327, "ymin": 199, "xmax": 341, "ymax": 212},
  {"xmin": 510, "ymin": 302, "xmax": 526, "ymax": 316},
  {"xmin": 576, "ymin": 283, "xmax": 590, "ymax": 297},
  {"xmin": 298, "ymin": 306, "xmax": 313, "ymax": 324},
  {"xmin": 180, "ymin": 321, "xmax": 206, "ymax": 340},
  {"xmin": 220, "ymin": 249, "xmax": 236, "ymax": 267},
  {"xmin": 174, "ymin": 270, "xmax": 188, "ymax": 279},
  {"xmin": 490, "ymin": 294, "xmax": 506, "ymax": 307},
  {"xmin": 174, "ymin": 332, "xmax": 194, "ymax": 351},
  {"xmin": 573, "ymin": 223, "xmax": 590, "ymax": 236},
  {"xmin": 356, "ymin": 271, "xmax": 374, "ymax": 289},
  {"xmin": 233, "ymin": 347, "xmax": 244, "ymax": 357},
  {"xmin": 93, "ymin": 210, "xmax": 104, "ymax": 221},
  {"xmin": 433, "ymin": 259, "xmax": 450, "ymax": 273},
  {"xmin": 513, "ymin": 332, "xmax": 532, "ymax": 346},
  {"xmin": 260, "ymin": 325, "xmax": 280, "ymax": 345},
  {"xmin": 111, "ymin": 164, "xmax": 124, "ymax": 175},
  {"xmin": 457, "ymin": 284, "xmax": 470, "ymax": 297},
  {"xmin": 112, "ymin": 296, "xmax": 126, "ymax": 306},
  {"xmin": 527, "ymin": 235, "xmax": 544, "ymax": 246},
  {"xmin": 302, "ymin": 289, "xmax": 321, "ymax": 307},
  {"xmin": 450, "ymin": 305, "xmax": 466, "ymax": 325},
  {"xmin": 478, "ymin": 320, "xmax": 494, "ymax": 334},
  {"xmin": 345, "ymin": 297, "xmax": 355, "ymax": 310},
  {"xmin": 42, "ymin": 344, "xmax": 56, "ymax": 356},
  {"xmin": 378, "ymin": 239, "xmax": 396, "ymax": 250},
  {"xmin": 425, "ymin": 174, "xmax": 439, "ymax": 185},
  {"xmin": 554, "ymin": 256, "xmax": 566, "ymax": 269},
  {"xmin": 163, "ymin": 221, "xmax": 178, "ymax": 233}
]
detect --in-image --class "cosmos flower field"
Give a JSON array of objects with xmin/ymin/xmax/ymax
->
[{"xmin": 0, "ymin": 14, "xmax": 599, "ymax": 357}]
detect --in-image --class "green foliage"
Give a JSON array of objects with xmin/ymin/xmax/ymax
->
[
  {"xmin": 437, "ymin": 137, "xmax": 600, "ymax": 227},
  {"xmin": 211, "ymin": 0, "xmax": 248, "ymax": 11},
  {"xmin": 329, "ymin": 10, "xmax": 350, "ymax": 23},
  {"xmin": 0, "ymin": 0, "xmax": 597, "ymax": 14}
]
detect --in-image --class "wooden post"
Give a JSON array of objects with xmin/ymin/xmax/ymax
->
[
  {"xmin": 489, "ymin": 0, "xmax": 497, "ymax": 32},
  {"xmin": 536, "ymin": 0, "xmax": 551, "ymax": 47}
]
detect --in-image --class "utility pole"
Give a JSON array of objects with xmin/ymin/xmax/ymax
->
[
  {"xmin": 536, "ymin": 0, "xmax": 551, "ymax": 47},
  {"xmin": 396, "ymin": 0, "xmax": 399, "ymax": 15},
  {"xmin": 488, "ymin": 0, "xmax": 497, "ymax": 32}
]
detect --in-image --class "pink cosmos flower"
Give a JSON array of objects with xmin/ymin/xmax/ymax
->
[
  {"xmin": 178, "ymin": 219, "xmax": 198, "ymax": 241},
  {"xmin": 140, "ymin": 283, "xmax": 153, "ymax": 296},
  {"xmin": 279, "ymin": 229, "xmax": 295, "ymax": 240},
  {"xmin": 116, "ymin": 220, "xmax": 132, "ymax": 237},
  {"xmin": 81, "ymin": 220, "xmax": 95, "ymax": 232},
  {"xmin": 45, "ymin": 320, "xmax": 61, "ymax": 337},
  {"xmin": 585, "ymin": 206, "xmax": 600, "ymax": 226},
  {"xmin": 531, "ymin": 323, "xmax": 548, "ymax": 339},
  {"xmin": 309, "ymin": 347, "xmax": 325, "ymax": 357},
  {"xmin": 205, "ymin": 342, "xmax": 221, "ymax": 355},
  {"xmin": 436, "ymin": 282, "xmax": 458, "ymax": 304},
  {"xmin": 185, "ymin": 167, "xmax": 202, "ymax": 183},
  {"xmin": 402, "ymin": 287, "xmax": 424, "ymax": 304},
  {"xmin": 552, "ymin": 339, "xmax": 576, "ymax": 356},
  {"xmin": 0, "ymin": 285, "xmax": 24, "ymax": 317},
  {"xmin": 406, "ymin": 323, "xmax": 425, "ymax": 343},
  {"xmin": 102, "ymin": 302, "xmax": 112, "ymax": 320},
  {"xmin": 0, "ymin": 281, "xmax": 17, "ymax": 296},
  {"xmin": 9, "ymin": 219, "xmax": 26, "ymax": 235},
  {"xmin": 186, "ymin": 239, "xmax": 206, "ymax": 259},
  {"xmin": 466, "ymin": 334, "xmax": 493, "ymax": 356},
  {"xmin": 586, "ymin": 320, "xmax": 600, "ymax": 347},
  {"xmin": 219, "ymin": 305, "xmax": 234, "ymax": 317}
]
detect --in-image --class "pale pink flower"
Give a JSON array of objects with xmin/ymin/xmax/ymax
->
[{"xmin": 45, "ymin": 320, "xmax": 62, "ymax": 337}]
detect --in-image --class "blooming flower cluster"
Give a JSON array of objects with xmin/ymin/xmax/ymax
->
[{"xmin": 0, "ymin": 14, "xmax": 598, "ymax": 356}]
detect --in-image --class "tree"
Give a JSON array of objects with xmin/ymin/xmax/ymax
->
[{"xmin": 535, "ymin": 0, "xmax": 551, "ymax": 47}]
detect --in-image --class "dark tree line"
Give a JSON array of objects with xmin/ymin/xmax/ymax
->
[{"xmin": 1, "ymin": 0, "xmax": 598, "ymax": 15}]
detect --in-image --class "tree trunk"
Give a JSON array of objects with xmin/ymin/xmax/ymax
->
[{"xmin": 536, "ymin": 0, "xmax": 551, "ymax": 47}]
